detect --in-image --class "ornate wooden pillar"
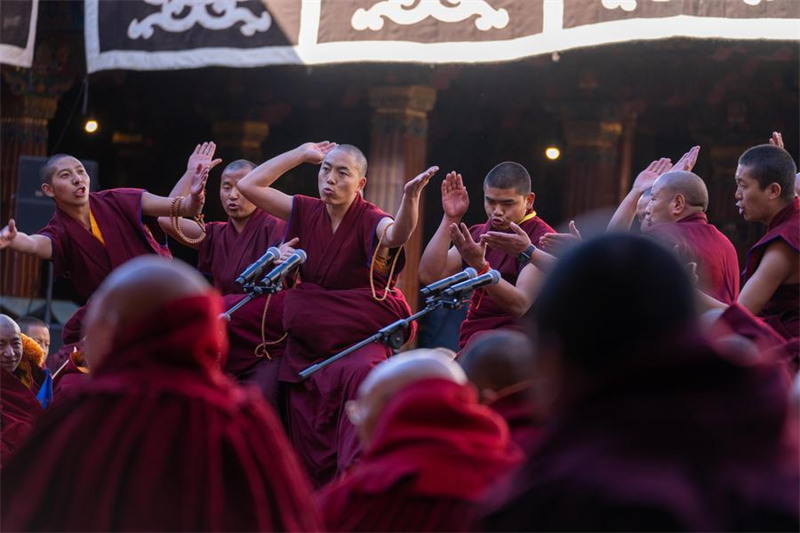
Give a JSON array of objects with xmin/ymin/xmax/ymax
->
[
  {"xmin": 1, "ymin": 33, "xmax": 77, "ymax": 297},
  {"xmin": 559, "ymin": 103, "xmax": 623, "ymax": 219},
  {"xmin": 366, "ymin": 85, "xmax": 436, "ymax": 314}
]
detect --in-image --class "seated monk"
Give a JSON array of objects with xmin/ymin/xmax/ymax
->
[
  {"xmin": 1, "ymin": 257, "xmax": 320, "ymax": 532},
  {"xmin": 318, "ymin": 349, "xmax": 522, "ymax": 532},
  {"xmin": 238, "ymin": 142, "xmax": 437, "ymax": 486},
  {"xmin": 16, "ymin": 316, "xmax": 51, "ymax": 363},
  {"xmin": 459, "ymin": 330, "xmax": 545, "ymax": 455},
  {"xmin": 481, "ymin": 235, "xmax": 799, "ymax": 532},
  {"xmin": 644, "ymin": 170, "xmax": 740, "ymax": 304},
  {"xmin": 0, "ymin": 315, "xmax": 44, "ymax": 466},
  {"xmin": 159, "ymin": 148, "xmax": 292, "ymax": 409},
  {"xmin": 0, "ymin": 149, "xmax": 212, "ymax": 362}
]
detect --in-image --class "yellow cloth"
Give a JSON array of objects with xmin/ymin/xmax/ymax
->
[
  {"xmin": 89, "ymin": 210, "xmax": 106, "ymax": 246},
  {"xmin": 517, "ymin": 210, "xmax": 537, "ymax": 225}
]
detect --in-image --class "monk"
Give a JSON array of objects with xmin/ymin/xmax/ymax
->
[
  {"xmin": 459, "ymin": 330, "xmax": 544, "ymax": 455},
  {"xmin": 159, "ymin": 154, "xmax": 291, "ymax": 408},
  {"xmin": 418, "ymin": 163, "xmax": 554, "ymax": 350},
  {"xmin": 238, "ymin": 141, "xmax": 438, "ymax": 486},
  {"xmin": 1, "ymin": 257, "xmax": 320, "ymax": 531},
  {"xmin": 16, "ymin": 316, "xmax": 50, "ymax": 363},
  {"xmin": 0, "ymin": 315, "xmax": 44, "ymax": 466},
  {"xmin": 733, "ymin": 144, "xmax": 799, "ymax": 341},
  {"xmin": 0, "ymin": 147, "xmax": 211, "ymax": 349},
  {"xmin": 644, "ymin": 170, "xmax": 740, "ymax": 304},
  {"xmin": 318, "ymin": 349, "xmax": 522, "ymax": 532},
  {"xmin": 481, "ymin": 235, "xmax": 799, "ymax": 531}
]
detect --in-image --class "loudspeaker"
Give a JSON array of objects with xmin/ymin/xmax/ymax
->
[{"xmin": 14, "ymin": 156, "xmax": 99, "ymax": 234}]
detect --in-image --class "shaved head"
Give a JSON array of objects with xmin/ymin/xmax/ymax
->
[
  {"xmin": 655, "ymin": 171, "xmax": 709, "ymax": 211},
  {"xmin": 460, "ymin": 331, "xmax": 535, "ymax": 395},
  {"xmin": 0, "ymin": 314, "xmax": 23, "ymax": 373},
  {"xmin": 353, "ymin": 349, "xmax": 466, "ymax": 446},
  {"xmin": 83, "ymin": 257, "xmax": 212, "ymax": 369},
  {"xmin": 331, "ymin": 144, "xmax": 368, "ymax": 177}
]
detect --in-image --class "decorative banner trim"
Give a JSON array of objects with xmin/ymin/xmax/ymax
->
[
  {"xmin": 0, "ymin": 0, "xmax": 40, "ymax": 68},
  {"xmin": 85, "ymin": 0, "xmax": 800, "ymax": 73}
]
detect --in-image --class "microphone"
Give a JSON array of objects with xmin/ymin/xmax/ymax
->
[
  {"xmin": 441, "ymin": 269, "xmax": 501, "ymax": 297},
  {"xmin": 259, "ymin": 249, "xmax": 307, "ymax": 286},
  {"xmin": 420, "ymin": 267, "xmax": 477, "ymax": 297},
  {"xmin": 235, "ymin": 247, "xmax": 281, "ymax": 286}
]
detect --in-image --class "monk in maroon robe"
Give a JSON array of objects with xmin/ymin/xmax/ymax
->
[
  {"xmin": 1, "ymin": 257, "xmax": 319, "ymax": 531},
  {"xmin": 644, "ymin": 170, "xmax": 740, "ymax": 304},
  {"xmin": 160, "ymin": 155, "xmax": 290, "ymax": 407},
  {"xmin": 238, "ymin": 141, "xmax": 438, "ymax": 486},
  {"xmin": 419, "ymin": 163, "xmax": 554, "ymax": 350},
  {"xmin": 0, "ymin": 315, "xmax": 44, "ymax": 467},
  {"xmin": 459, "ymin": 330, "xmax": 545, "ymax": 455},
  {"xmin": 0, "ymin": 150, "xmax": 211, "ymax": 346},
  {"xmin": 481, "ymin": 235, "xmax": 799, "ymax": 532},
  {"xmin": 318, "ymin": 350, "xmax": 522, "ymax": 532}
]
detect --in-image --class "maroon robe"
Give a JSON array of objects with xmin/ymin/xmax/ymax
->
[
  {"xmin": 460, "ymin": 214, "xmax": 554, "ymax": 349},
  {"xmin": 1, "ymin": 294, "xmax": 320, "ymax": 532},
  {"xmin": 742, "ymin": 197, "xmax": 800, "ymax": 340},
  {"xmin": 645, "ymin": 212, "xmax": 740, "ymax": 304},
  {"xmin": 485, "ymin": 385, "xmax": 545, "ymax": 456},
  {"xmin": 0, "ymin": 369, "xmax": 44, "ymax": 467},
  {"xmin": 198, "ymin": 210, "xmax": 288, "ymax": 406},
  {"xmin": 318, "ymin": 379, "xmax": 522, "ymax": 532},
  {"xmin": 281, "ymin": 194, "xmax": 413, "ymax": 487},
  {"xmin": 52, "ymin": 356, "xmax": 90, "ymax": 404},
  {"xmin": 481, "ymin": 333, "xmax": 799, "ymax": 531},
  {"xmin": 38, "ymin": 189, "xmax": 172, "ymax": 345}
]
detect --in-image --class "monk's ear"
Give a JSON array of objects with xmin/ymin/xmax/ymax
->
[
  {"xmin": 672, "ymin": 193, "xmax": 686, "ymax": 214},
  {"xmin": 526, "ymin": 192, "xmax": 535, "ymax": 211},
  {"xmin": 358, "ymin": 176, "xmax": 367, "ymax": 195},
  {"xmin": 41, "ymin": 182, "xmax": 55, "ymax": 199},
  {"xmin": 766, "ymin": 182, "xmax": 782, "ymax": 200}
]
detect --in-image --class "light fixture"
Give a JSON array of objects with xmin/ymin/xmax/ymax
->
[
  {"xmin": 545, "ymin": 146, "xmax": 561, "ymax": 161},
  {"xmin": 84, "ymin": 119, "xmax": 99, "ymax": 134}
]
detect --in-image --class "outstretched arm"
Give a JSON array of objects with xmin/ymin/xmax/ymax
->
[
  {"xmin": 378, "ymin": 166, "xmax": 439, "ymax": 250},
  {"xmin": 0, "ymin": 219, "xmax": 52, "ymax": 259},
  {"xmin": 607, "ymin": 157, "xmax": 673, "ymax": 232},
  {"xmin": 238, "ymin": 142, "xmax": 336, "ymax": 221},
  {"xmin": 419, "ymin": 171, "xmax": 469, "ymax": 284},
  {"xmin": 157, "ymin": 142, "xmax": 222, "ymax": 248}
]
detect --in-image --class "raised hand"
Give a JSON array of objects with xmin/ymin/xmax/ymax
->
[
  {"xmin": 183, "ymin": 164, "xmax": 210, "ymax": 216},
  {"xmin": 442, "ymin": 171, "xmax": 469, "ymax": 220},
  {"xmin": 539, "ymin": 220, "xmax": 582, "ymax": 256},
  {"xmin": 769, "ymin": 131, "xmax": 784, "ymax": 148},
  {"xmin": 299, "ymin": 141, "xmax": 337, "ymax": 165},
  {"xmin": 275, "ymin": 237, "xmax": 299, "ymax": 265},
  {"xmin": 404, "ymin": 166, "xmax": 439, "ymax": 198},
  {"xmin": 450, "ymin": 222, "xmax": 486, "ymax": 269},
  {"xmin": 0, "ymin": 219, "xmax": 18, "ymax": 249},
  {"xmin": 480, "ymin": 222, "xmax": 531, "ymax": 256},
  {"xmin": 632, "ymin": 158, "xmax": 672, "ymax": 193},
  {"xmin": 671, "ymin": 145, "xmax": 700, "ymax": 173},
  {"xmin": 187, "ymin": 142, "xmax": 222, "ymax": 173}
]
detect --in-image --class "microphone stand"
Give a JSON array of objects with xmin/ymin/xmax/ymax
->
[
  {"xmin": 298, "ymin": 291, "xmax": 472, "ymax": 380},
  {"xmin": 220, "ymin": 279, "xmax": 284, "ymax": 321}
]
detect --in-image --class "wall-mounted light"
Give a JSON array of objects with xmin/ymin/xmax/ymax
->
[
  {"xmin": 84, "ymin": 119, "xmax": 99, "ymax": 134},
  {"xmin": 545, "ymin": 146, "xmax": 561, "ymax": 161}
]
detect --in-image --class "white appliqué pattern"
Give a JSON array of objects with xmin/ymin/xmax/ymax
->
[
  {"xmin": 351, "ymin": 0, "xmax": 510, "ymax": 32},
  {"xmin": 128, "ymin": 0, "xmax": 271, "ymax": 40},
  {"xmin": 601, "ymin": 0, "xmax": 772, "ymax": 12}
]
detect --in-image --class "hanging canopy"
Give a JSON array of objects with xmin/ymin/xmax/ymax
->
[{"xmin": 76, "ymin": 0, "xmax": 799, "ymax": 72}]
